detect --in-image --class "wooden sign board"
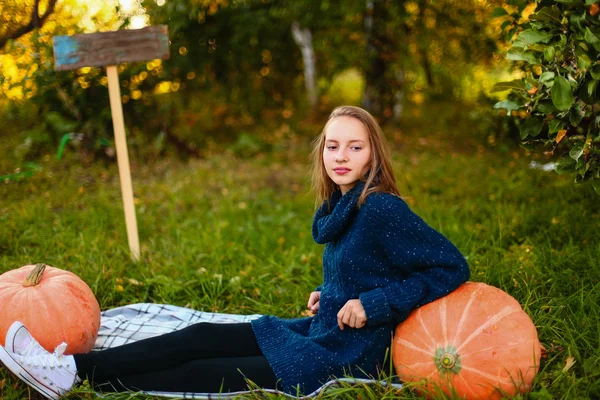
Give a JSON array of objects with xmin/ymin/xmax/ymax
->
[
  {"xmin": 53, "ymin": 25, "xmax": 169, "ymax": 71},
  {"xmin": 52, "ymin": 26, "xmax": 170, "ymax": 261}
]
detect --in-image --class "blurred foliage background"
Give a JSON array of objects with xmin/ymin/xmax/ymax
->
[{"xmin": 0, "ymin": 0, "xmax": 526, "ymax": 172}]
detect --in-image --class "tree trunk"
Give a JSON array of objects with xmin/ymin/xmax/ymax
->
[
  {"xmin": 362, "ymin": 0, "xmax": 380, "ymax": 115},
  {"xmin": 291, "ymin": 21, "xmax": 318, "ymax": 110},
  {"xmin": 362, "ymin": 0, "xmax": 404, "ymax": 122},
  {"xmin": 416, "ymin": 1, "xmax": 434, "ymax": 88}
]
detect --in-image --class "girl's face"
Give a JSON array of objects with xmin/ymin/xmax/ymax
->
[{"xmin": 323, "ymin": 116, "xmax": 371, "ymax": 195}]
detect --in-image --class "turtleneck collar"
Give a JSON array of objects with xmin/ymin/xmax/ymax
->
[{"xmin": 312, "ymin": 181, "xmax": 366, "ymax": 244}]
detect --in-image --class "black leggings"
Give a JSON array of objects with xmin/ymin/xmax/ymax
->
[{"xmin": 73, "ymin": 322, "xmax": 279, "ymax": 393}]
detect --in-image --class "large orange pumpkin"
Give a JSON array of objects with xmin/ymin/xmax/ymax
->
[
  {"xmin": 393, "ymin": 282, "xmax": 541, "ymax": 399},
  {"xmin": 0, "ymin": 263, "xmax": 101, "ymax": 355}
]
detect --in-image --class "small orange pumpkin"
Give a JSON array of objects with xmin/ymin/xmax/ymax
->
[
  {"xmin": 393, "ymin": 282, "xmax": 541, "ymax": 399},
  {"xmin": 0, "ymin": 263, "xmax": 101, "ymax": 355}
]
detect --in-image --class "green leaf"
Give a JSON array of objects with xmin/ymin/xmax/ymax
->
[
  {"xmin": 585, "ymin": 28, "xmax": 600, "ymax": 44},
  {"xmin": 530, "ymin": 6, "xmax": 562, "ymax": 24},
  {"xmin": 577, "ymin": 54, "xmax": 592, "ymax": 69},
  {"xmin": 570, "ymin": 10, "xmax": 587, "ymax": 30},
  {"xmin": 490, "ymin": 80, "xmax": 525, "ymax": 93},
  {"xmin": 570, "ymin": 142, "xmax": 585, "ymax": 160},
  {"xmin": 588, "ymin": 79, "xmax": 599, "ymax": 97},
  {"xmin": 514, "ymin": 29, "xmax": 554, "ymax": 47},
  {"xmin": 492, "ymin": 7, "xmax": 509, "ymax": 17},
  {"xmin": 555, "ymin": 155, "xmax": 577, "ymax": 174},
  {"xmin": 570, "ymin": 105, "xmax": 584, "ymax": 126},
  {"xmin": 576, "ymin": 46, "xmax": 592, "ymax": 69},
  {"xmin": 494, "ymin": 100, "xmax": 522, "ymax": 113},
  {"xmin": 529, "ymin": 21, "xmax": 546, "ymax": 31},
  {"xmin": 537, "ymin": 100, "xmax": 558, "ymax": 113},
  {"xmin": 551, "ymin": 75, "xmax": 575, "ymax": 111},
  {"xmin": 529, "ymin": 43, "xmax": 548, "ymax": 52},
  {"xmin": 580, "ymin": 80, "xmax": 597, "ymax": 104},
  {"xmin": 549, "ymin": 119, "xmax": 564, "ymax": 134},
  {"xmin": 507, "ymin": 48, "xmax": 541, "ymax": 64},
  {"xmin": 590, "ymin": 64, "xmax": 600, "ymax": 79},
  {"xmin": 519, "ymin": 117, "xmax": 545, "ymax": 139},
  {"xmin": 540, "ymin": 71, "xmax": 555, "ymax": 84},
  {"xmin": 543, "ymin": 46, "xmax": 556, "ymax": 62}
]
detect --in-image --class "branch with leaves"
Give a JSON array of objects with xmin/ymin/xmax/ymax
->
[{"xmin": 492, "ymin": 0, "xmax": 600, "ymax": 194}]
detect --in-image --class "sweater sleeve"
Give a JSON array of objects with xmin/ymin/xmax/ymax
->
[{"xmin": 358, "ymin": 195, "xmax": 470, "ymax": 327}]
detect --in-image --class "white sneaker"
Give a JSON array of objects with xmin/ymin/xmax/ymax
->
[
  {"xmin": 0, "ymin": 343, "xmax": 77, "ymax": 400},
  {"xmin": 5, "ymin": 321, "xmax": 47, "ymax": 357}
]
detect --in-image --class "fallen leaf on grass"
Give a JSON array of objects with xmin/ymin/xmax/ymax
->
[
  {"xmin": 562, "ymin": 356, "xmax": 576, "ymax": 372},
  {"xmin": 540, "ymin": 344, "xmax": 548, "ymax": 359}
]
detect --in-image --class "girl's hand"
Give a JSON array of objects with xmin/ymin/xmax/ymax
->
[
  {"xmin": 307, "ymin": 291, "xmax": 321, "ymax": 314},
  {"xmin": 337, "ymin": 299, "xmax": 367, "ymax": 330}
]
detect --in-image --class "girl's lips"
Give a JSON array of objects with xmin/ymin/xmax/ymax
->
[{"xmin": 334, "ymin": 168, "xmax": 350, "ymax": 175}]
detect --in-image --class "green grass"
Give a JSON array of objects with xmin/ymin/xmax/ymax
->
[{"xmin": 1, "ymin": 125, "xmax": 599, "ymax": 399}]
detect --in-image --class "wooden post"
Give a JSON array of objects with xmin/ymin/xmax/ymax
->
[
  {"xmin": 53, "ymin": 26, "xmax": 170, "ymax": 261},
  {"xmin": 106, "ymin": 65, "xmax": 140, "ymax": 260}
]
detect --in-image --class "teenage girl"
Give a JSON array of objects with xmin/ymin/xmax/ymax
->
[{"xmin": 0, "ymin": 105, "xmax": 470, "ymax": 399}]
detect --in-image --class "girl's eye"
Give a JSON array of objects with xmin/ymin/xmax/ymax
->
[{"xmin": 326, "ymin": 146, "xmax": 362, "ymax": 151}]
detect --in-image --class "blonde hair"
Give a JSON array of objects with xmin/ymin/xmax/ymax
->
[{"xmin": 310, "ymin": 105, "xmax": 401, "ymax": 211}]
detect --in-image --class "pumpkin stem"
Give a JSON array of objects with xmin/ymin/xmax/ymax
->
[
  {"xmin": 22, "ymin": 263, "xmax": 47, "ymax": 287},
  {"xmin": 434, "ymin": 345, "xmax": 462, "ymax": 375}
]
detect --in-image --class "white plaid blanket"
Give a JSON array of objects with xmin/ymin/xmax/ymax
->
[{"xmin": 96, "ymin": 303, "xmax": 403, "ymax": 399}]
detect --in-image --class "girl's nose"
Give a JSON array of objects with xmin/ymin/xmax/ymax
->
[{"xmin": 335, "ymin": 149, "xmax": 348, "ymax": 162}]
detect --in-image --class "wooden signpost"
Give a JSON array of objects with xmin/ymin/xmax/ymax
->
[{"xmin": 53, "ymin": 26, "xmax": 170, "ymax": 261}]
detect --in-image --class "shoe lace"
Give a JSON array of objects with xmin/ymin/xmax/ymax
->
[{"xmin": 21, "ymin": 342, "xmax": 69, "ymax": 370}]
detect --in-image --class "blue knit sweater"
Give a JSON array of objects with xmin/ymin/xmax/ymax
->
[{"xmin": 250, "ymin": 182, "xmax": 470, "ymax": 395}]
